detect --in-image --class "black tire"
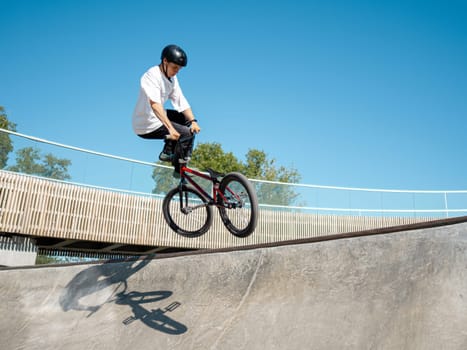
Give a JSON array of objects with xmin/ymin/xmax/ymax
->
[
  {"xmin": 218, "ymin": 172, "xmax": 259, "ymax": 237},
  {"xmin": 162, "ymin": 185, "xmax": 213, "ymax": 237}
]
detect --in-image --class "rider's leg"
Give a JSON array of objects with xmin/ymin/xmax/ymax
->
[
  {"xmin": 160, "ymin": 137, "xmax": 177, "ymax": 162},
  {"xmin": 166, "ymin": 110, "xmax": 193, "ymax": 160},
  {"xmin": 137, "ymin": 110, "xmax": 192, "ymax": 162},
  {"xmin": 166, "ymin": 110, "xmax": 193, "ymax": 178},
  {"xmin": 137, "ymin": 126, "xmax": 174, "ymax": 161}
]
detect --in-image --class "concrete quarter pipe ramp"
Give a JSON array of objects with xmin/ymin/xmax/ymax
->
[{"xmin": 1, "ymin": 218, "xmax": 467, "ymax": 349}]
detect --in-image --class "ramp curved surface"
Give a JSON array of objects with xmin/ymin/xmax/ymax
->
[{"xmin": 1, "ymin": 219, "xmax": 467, "ymax": 349}]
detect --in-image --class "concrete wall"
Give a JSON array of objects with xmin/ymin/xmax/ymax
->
[{"xmin": 0, "ymin": 235, "xmax": 37, "ymax": 266}]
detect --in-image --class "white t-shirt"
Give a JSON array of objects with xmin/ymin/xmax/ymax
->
[{"xmin": 132, "ymin": 65, "xmax": 190, "ymax": 135}]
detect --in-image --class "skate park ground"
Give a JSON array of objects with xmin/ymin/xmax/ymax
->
[{"xmin": 1, "ymin": 216, "xmax": 467, "ymax": 349}]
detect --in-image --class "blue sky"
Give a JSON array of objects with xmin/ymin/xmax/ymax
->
[{"xmin": 1, "ymin": 0, "xmax": 467, "ymax": 191}]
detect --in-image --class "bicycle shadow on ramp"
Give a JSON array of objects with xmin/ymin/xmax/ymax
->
[{"xmin": 58, "ymin": 255, "xmax": 187, "ymax": 335}]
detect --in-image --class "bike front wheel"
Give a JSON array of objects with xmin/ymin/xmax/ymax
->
[
  {"xmin": 218, "ymin": 172, "xmax": 259, "ymax": 237},
  {"xmin": 162, "ymin": 185, "xmax": 213, "ymax": 237}
]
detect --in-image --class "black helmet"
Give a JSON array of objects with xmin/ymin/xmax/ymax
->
[{"xmin": 161, "ymin": 45, "xmax": 187, "ymax": 67}]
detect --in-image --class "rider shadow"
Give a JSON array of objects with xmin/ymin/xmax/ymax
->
[{"xmin": 59, "ymin": 255, "xmax": 187, "ymax": 335}]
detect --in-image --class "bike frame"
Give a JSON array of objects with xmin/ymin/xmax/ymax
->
[{"xmin": 177, "ymin": 163, "xmax": 242, "ymax": 209}]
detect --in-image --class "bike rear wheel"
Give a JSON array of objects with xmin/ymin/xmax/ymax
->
[
  {"xmin": 218, "ymin": 172, "xmax": 259, "ymax": 237},
  {"xmin": 163, "ymin": 185, "xmax": 213, "ymax": 237}
]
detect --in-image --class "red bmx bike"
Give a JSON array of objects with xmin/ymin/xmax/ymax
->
[{"xmin": 162, "ymin": 136, "xmax": 259, "ymax": 237}]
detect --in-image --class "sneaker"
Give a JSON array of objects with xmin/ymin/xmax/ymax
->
[
  {"xmin": 158, "ymin": 141, "xmax": 174, "ymax": 162},
  {"xmin": 159, "ymin": 152, "xmax": 173, "ymax": 162}
]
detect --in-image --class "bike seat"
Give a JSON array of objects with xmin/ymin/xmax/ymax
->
[{"xmin": 206, "ymin": 168, "xmax": 225, "ymax": 181}]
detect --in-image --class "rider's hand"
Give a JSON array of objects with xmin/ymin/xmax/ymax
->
[
  {"xmin": 190, "ymin": 121, "xmax": 201, "ymax": 134},
  {"xmin": 167, "ymin": 128, "xmax": 181, "ymax": 140}
]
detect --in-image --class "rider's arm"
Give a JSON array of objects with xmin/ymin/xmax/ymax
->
[
  {"xmin": 182, "ymin": 108, "xmax": 201, "ymax": 134},
  {"xmin": 150, "ymin": 100, "xmax": 180, "ymax": 140}
]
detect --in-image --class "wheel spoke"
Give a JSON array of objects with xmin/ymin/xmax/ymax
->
[
  {"xmin": 163, "ymin": 186, "xmax": 212, "ymax": 237},
  {"xmin": 219, "ymin": 173, "xmax": 258, "ymax": 237}
]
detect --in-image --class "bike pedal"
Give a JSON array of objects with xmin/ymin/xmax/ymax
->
[
  {"xmin": 164, "ymin": 301, "xmax": 181, "ymax": 312},
  {"xmin": 123, "ymin": 316, "xmax": 136, "ymax": 325}
]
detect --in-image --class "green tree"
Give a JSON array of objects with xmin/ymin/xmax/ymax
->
[
  {"xmin": 191, "ymin": 142, "xmax": 243, "ymax": 173},
  {"xmin": 7, "ymin": 147, "xmax": 43, "ymax": 175},
  {"xmin": 42, "ymin": 153, "xmax": 72, "ymax": 180},
  {"xmin": 151, "ymin": 163, "xmax": 178, "ymax": 195},
  {"xmin": 0, "ymin": 106, "xmax": 17, "ymax": 168},
  {"xmin": 243, "ymin": 149, "xmax": 301, "ymax": 205},
  {"xmin": 7, "ymin": 146, "xmax": 71, "ymax": 180},
  {"xmin": 151, "ymin": 142, "xmax": 244, "ymax": 195},
  {"xmin": 151, "ymin": 142, "xmax": 301, "ymax": 205},
  {"xmin": 1, "ymin": 106, "xmax": 72, "ymax": 180}
]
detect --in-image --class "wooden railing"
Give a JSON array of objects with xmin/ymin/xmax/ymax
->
[{"xmin": 0, "ymin": 170, "xmax": 432, "ymax": 250}]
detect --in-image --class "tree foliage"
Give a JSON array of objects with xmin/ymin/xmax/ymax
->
[
  {"xmin": 243, "ymin": 149, "xmax": 301, "ymax": 205},
  {"xmin": 7, "ymin": 147, "xmax": 71, "ymax": 180},
  {"xmin": 41, "ymin": 153, "xmax": 72, "ymax": 180},
  {"xmin": 0, "ymin": 106, "xmax": 17, "ymax": 168},
  {"xmin": 191, "ymin": 142, "xmax": 243, "ymax": 173},
  {"xmin": 152, "ymin": 141, "xmax": 301, "ymax": 206},
  {"xmin": 151, "ymin": 163, "xmax": 178, "ymax": 195},
  {"xmin": 1, "ymin": 105, "xmax": 71, "ymax": 180}
]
